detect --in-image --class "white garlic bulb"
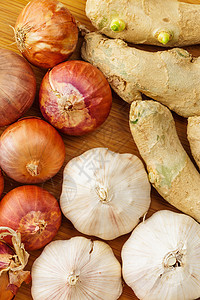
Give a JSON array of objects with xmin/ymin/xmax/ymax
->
[
  {"xmin": 60, "ymin": 147, "xmax": 151, "ymax": 240},
  {"xmin": 31, "ymin": 236, "xmax": 122, "ymax": 300},
  {"xmin": 122, "ymin": 210, "xmax": 200, "ymax": 300}
]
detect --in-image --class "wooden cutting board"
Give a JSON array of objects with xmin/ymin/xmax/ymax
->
[{"xmin": 1, "ymin": 0, "xmax": 200, "ymax": 299}]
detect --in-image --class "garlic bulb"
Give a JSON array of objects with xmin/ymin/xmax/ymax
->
[
  {"xmin": 122, "ymin": 210, "xmax": 200, "ymax": 300},
  {"xmin": 60, "ymin": 147, "xmax": 151, "ymax": 240},
  {"xmin": 31, "ymin": 236, "xmax": 122, "ymax": 300}
]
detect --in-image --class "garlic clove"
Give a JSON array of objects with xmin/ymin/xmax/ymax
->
[
  {"xmin": 31, "ymin": 236, "xmax": 122, "ymax": 300},
  {"xmin": 60, "ymin": 147, "xmax": 151, "ymax": 240},
  {"xmin": 122, "ymin": 210, "xmax": 200, "ymax": 300}
]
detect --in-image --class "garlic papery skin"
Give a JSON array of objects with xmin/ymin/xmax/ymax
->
[
  {"xmin": 121, "ymin": 210, "xmax": 200, "ymax": 300},
  {"xmin": 60, "ymin": 147, "xmax": 151, "ymax": 240},
  {"xmin": 31, "ymin": 236, "xmax": 122, "ymax": 300}
]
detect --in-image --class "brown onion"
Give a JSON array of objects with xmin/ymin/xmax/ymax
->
[
  {"xmin": 0, "ymin": 48, "xmax": 36, "ymax": 126},
  {"xmin": 0, "ymin": 117, "xmax": 65, "ymax": 183},
  {"xmin": 14, "ymin": 0, "xmax": 78, "ymax": 69},
  {"xmin": 0, "ymin": 186, "xmax": 62, "ymax": 251},
  {"xmin": 0, "ymin": 227, "xmax": 30, "ymax": 299},
  {"xmin": 39, "ymin": 60, "xmax": 112, "ymax": 135},
  {"xmin": 0, "ymin": 170, "xmax": 4, "ymax": 198}
]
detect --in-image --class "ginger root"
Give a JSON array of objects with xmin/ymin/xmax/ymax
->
[
  {"xmin": 187, "ymin": 116, "xmax": 200, "ymax": 170},
  {"xmin": 129, "ymin": 100, "xmax": 200, "ymax": 222},
  {"xmin": 81, "ymin": 32, "xmax": 200, "ymax": 118},
  {"xmin": 86, "ymin": 0, "xmax": 200, "ymax": 47}
]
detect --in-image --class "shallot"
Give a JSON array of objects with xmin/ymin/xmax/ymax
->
[
  {"xmin": 39, "ymin": 60, "xmax": 112, "ymax": 135},
  {"xmin": 0, "ymin": 117, "xmax": 65, "ymax": 183},
  {"xmin": 0, "ymin": 48, "xmax": 36, "ymax": 126},
  {"xmin": 0, "ymin": 170, "xmax": 4, "ymax": 198},
  {"xmin": 0, "ymin": 185, "xmax": 62, "ymax": 251},
  {"xmin": 14, "ymin": 0, "xmax": 78, "ymax": 68}
]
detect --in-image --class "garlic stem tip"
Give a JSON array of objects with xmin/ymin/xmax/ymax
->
[{"xmin": 67, "ymin": 274, "xmax": 79, "ymax": 286}]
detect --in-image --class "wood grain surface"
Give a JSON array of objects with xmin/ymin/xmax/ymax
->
[{"xmin": 0, "ymin": 0, "xmax": 200, "ymax": 299}]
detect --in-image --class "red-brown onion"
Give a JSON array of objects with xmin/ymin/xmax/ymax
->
[
  {"xmin": 0, "ymin": 48, "xmax": 36, "ymax": 126},
  {"xmin": 14, "ymin": 0, "xmax": 78, "ymax": 69},
  {"xmin": 39, "ymin": 60, "xmax": 112, "ymax": 135},
  {"xmin": 0, "ymin": 117, "xmax": 66, "ymax": 183},
  {"xmin": 0, "ymin": 186, "xmax": 62, "ymax": 251},
  {"xmin": 0, "ymin": 170, "xmax": 4, "ymax": 198}
]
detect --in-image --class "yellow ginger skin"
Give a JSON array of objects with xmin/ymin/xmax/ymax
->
[
  {"xmin": 81, "ymin": 32, "xmax": 200, "ymax": 118},
  {"xmin": 86, "ymin": 0, "xmax": 200, "ymax": 47},
  {"xmin": 129, "ymin": 100, "xmax": 200, "ymax": 222},
  {"xmin": 187, "ymin": 116, "xmax": 200, "ymax": 170}
]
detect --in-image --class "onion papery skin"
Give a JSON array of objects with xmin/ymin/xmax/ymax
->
[
  {"xmin": 0, "ymin": 241, "xmax": 15, "ymax": 300},
  {"xmin": 0, "ymin": 48, "xmax": 36, "ymax": 126},
  {"xmin": 14, "ymin": 0, "xmax": 78, "ymax": 69},
  {"xmin": 0, "ymin": 186, "xmax": 62, "ymax": 251},
  {"xmin": 0, "ymin": 227, "xmax": 31, "ymax": 299},
  {"xmin": 39, "ymin": 60, "xmax": 112, "ymax": 136},
  {"xmin": 0, "ymin": 118, "xmax": 66, "ymax": 184},
  {"xmin": 0, "ymin": 241, "xmax": 14, "ymax": 272},
  {"xmin": 0, "ymin": 170, "xmax": 4, "ymax": 198},
  {"xmin": 0, "ymin": 272, "xmax": 15, "ymax": 300}
]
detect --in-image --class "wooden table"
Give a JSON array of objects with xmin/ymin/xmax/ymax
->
[{"xmin": 0, "ymin": 0, "xmax": 200, "ymax": 299}]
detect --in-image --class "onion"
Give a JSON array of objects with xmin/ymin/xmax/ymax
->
[
  {"xmin": 0, "ymin": 227, "xmax": 30, "ymax": 299},
  {"xmin": 0, "ymin": 117, "xmax": 66, "ymax": 183},
  {"xmin": 39, "ymin": 60, "xmax": 112, "ymax": 136},
  {"xmin": 0, "ymin": 48, "xmax": 36, "ymax": 126},
  {"xmin": 14, "ymin": 0, "xmax": 78, "ymax": 69},
  {"xmin": 0, "ymin": 170, "xmax": 4, "ymax": 198},
  {"xmin": 0, "ymin": 186, "xmax": 62, "ymax": 251}
]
